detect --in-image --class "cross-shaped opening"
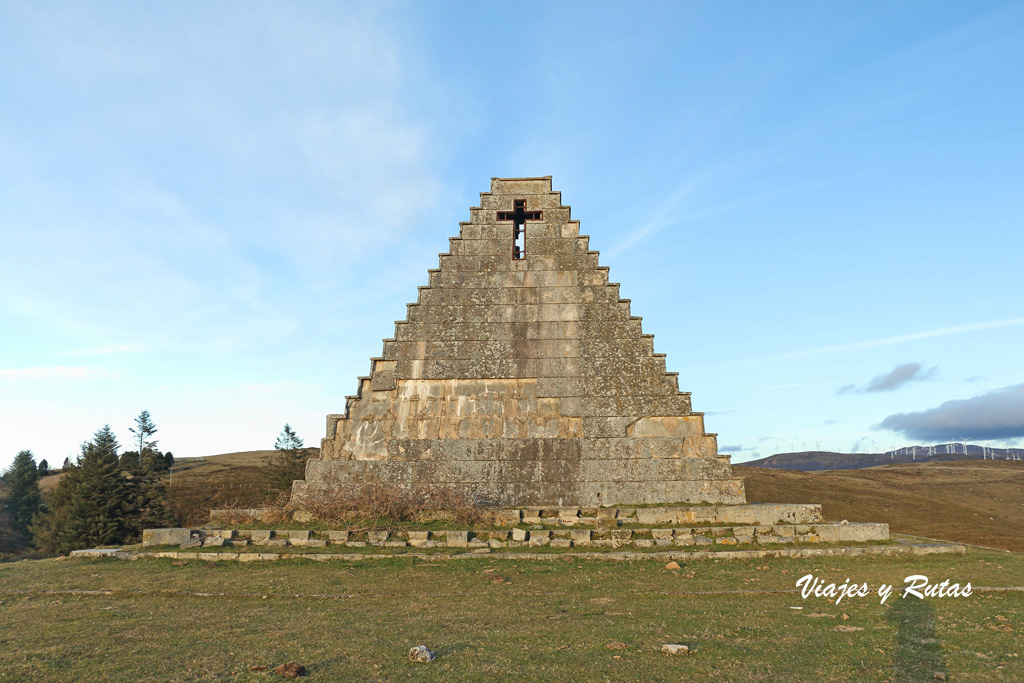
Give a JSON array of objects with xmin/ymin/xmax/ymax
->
[{"xmin": 497, "ymin": 199, "xmax": 542, "ymax": 260}]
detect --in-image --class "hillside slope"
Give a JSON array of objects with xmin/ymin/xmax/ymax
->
[{"xmin": 738, "ymin": 460, "xmax": 1024, "ymax": 552}]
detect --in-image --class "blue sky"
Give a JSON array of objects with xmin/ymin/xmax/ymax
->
[{"xmin": 2, "ymin": 1, "xmax": 1023, "ymax": 471}]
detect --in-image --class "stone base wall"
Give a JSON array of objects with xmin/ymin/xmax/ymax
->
[{"xmin": 297, "ymin": 436, "xmax": 745, "ymax": 507}]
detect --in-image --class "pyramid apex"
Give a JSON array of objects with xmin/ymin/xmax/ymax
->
[{"xmin": 489, "ymin": 176, "xmax": 554, "ymax": 194}]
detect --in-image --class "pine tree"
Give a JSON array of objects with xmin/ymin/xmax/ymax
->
[
  {"xmin": 32, "ymin": 425, "xmax": 172, "ymax": 554},
  {"xmin": 1, "ymin": 450, "xmax": 42, "ymax": 540},
  {"xmin": 127, "ymin": 410, "xmax": 159, "ymax": 469},
  {"xmin": 57, "ymin": 427, "xmax": 130, "ymax": 553},
  {"xmin": 122, "ymin": 444, "xmax": 176, "ymax": 536},
  {"xmin": 275, "ymin": 424, "xmax": 304, "ymax": 451},
  {"xmin": 38, "ymin": 459, "xmax": 49, "ymax": 475},
  {"xmin": 264, "ymin": 424, "xmax": 309, "ymax": 493}
]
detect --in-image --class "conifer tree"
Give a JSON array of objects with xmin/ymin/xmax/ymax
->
[
  {"xmin": 126, "ymin": 410, "xmax": 159, "ymax": 469},
  {"xmin": 33, "ymin": 425, "xmax": 173, "ymax": 554},
  {"xmin": 1, "ymin": 450, "xmax": 42, "ymax": 542},
  {"xmin": 57, "ymin": 427, "xmax": 130, "ymax": 553},
  {"xmin": 264, "ymin": 424, "xmax": 309, "ymax": 493}
]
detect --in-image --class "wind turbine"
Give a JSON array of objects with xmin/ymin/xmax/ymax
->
[{"xmin": 960, "ymin": 437, "xmax": 971, "ymax": 459}]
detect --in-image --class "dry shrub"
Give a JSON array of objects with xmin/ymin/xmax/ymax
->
[{"xmin": 285, "ymin": 484, "xmax": 485, "ymax": 528}]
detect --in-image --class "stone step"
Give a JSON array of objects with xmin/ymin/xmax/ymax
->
[
  {"xmin": 499, "ymin": 503, "xmax": 822, "ymax": 527},
  {"xmin": 144, "ymin": 521, "xmax": 887, "ymax": 550},
  {"xmin": 210, "ymin": 503, "xmax": 822, "ymax": 528}
]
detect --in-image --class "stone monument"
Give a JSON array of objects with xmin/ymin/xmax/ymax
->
[{"xmin": 291, "ymin": 177, "xmax": 747, "ymax": 508}]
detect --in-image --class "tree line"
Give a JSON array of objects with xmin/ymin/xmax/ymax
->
[{"xmin": 1, "ymin": 413, "xmax": 309, "ymax": 556}]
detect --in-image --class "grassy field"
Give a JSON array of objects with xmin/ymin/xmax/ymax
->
[{"xmin": 1, "ymin": 548, "xmax": 1020, "ymax": 682}]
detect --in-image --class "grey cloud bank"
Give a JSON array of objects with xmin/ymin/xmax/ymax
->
[
  {"xmin": 878, "ymin": 384, "xmax": 1024, "ymax": 441},
  {"xmin": 866, "ymin": 362, "xmax": 936, "ymax": 392}
]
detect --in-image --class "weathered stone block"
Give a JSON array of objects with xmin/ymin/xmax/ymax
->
[
  {"xmin": 327, "ymin": 531, "xmax": 350, "ymax": 544},
  {"xmin": 142, "ymin": 528, "xmax": 194, "ymax": 547},
  {"xmin": 492, "ymin": 510, "xmax": 521, "ymax": 526},
  {"xmin": 446, "ymin": 531, "xmax": 469, "ymax": 548},
  {"xmin": 636, "ymin": 508, "xmax": 676, "ymax": 525},
  {"xmin": 570, "ymin": 529, "xmax": 592, "ymax": 546},
  {"xmin": 250, "ymin": 530, "xmax": 273, "ymax": 544}
]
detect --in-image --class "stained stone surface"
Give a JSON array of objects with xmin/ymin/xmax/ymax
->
[{"xmin": 291, "ymin": 177, "xmax": 746, "ymax": 507}]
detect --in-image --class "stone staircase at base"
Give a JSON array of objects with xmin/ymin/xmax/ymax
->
[
  {"xmin": 142, "ymin": 503, "xmax": 890, "ymax": 553},
  {"xmin": 144, "ymin": 520, "xmax": 888, "ymax": 553}
]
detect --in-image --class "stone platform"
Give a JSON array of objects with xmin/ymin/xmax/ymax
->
[{"xmin": 145, "ymin": 502, "xmax": 892, "ymax": 556}]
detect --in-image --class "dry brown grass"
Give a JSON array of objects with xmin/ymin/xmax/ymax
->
[
  {"xmin": 273, "ymin": 483, "xmax": 486, "ymax": 528},
  {"xmin": 738, "ymin": 459, "xmax": 1024, "ymax": 552}
]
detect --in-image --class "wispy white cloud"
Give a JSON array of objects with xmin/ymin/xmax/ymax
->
[
  {"xmin": 606, "ymin": 174, "xmax": 706, "ymax": 257},
  {"xmin": 0, "ymin": 366, "xmax": 102, "ymax": 381},
  {"xmin": 61, "ymin": 344, "xmax": 146, "ymax": 356},
  {"xmin": 698, "ymin": 316, "xmax": 1024, "ymax": 369}
]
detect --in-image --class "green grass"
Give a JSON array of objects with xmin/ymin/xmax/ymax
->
[
  {"xmin": 137, "ymin": 538, "xmax": 895, "ymax": 556},
  {"xmin": 0, "ymin": 550, "xmax": 1021, "ymax": 682}
]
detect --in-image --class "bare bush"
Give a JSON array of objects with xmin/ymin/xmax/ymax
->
[{"xmin": 246, "ymin": 484, "xmax": 486, "ymax": 528}]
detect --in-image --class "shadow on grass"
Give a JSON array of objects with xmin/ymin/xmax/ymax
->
[{"xmin": 888, "ymin": 596, "xmax": 946, "ymax": 682}]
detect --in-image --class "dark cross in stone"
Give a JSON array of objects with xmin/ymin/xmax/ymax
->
[{"xmin": 497, "ymin": 199, "xmax": 542, "ymax": 260}]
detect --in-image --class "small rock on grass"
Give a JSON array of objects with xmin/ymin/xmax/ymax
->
[
  {"xmin": 662, "ymin": 644, "xmax": 689, "ymax": 656},
  {"xmin": 606, "ymin": 642, "xmax": 627, "ymax": 650},
  {"xmin": 273, "ymin": 663, "xmax": 305, "ymax": 678},
  {"xmin": 408, "ymin": 645, "xmax": 435, "ymax": 663},
  {"xmin": 933, "ymin": 673, "xmax": 947, "ymax": 681},
  {"xmin": 664, "ymin": 561, "xmax": 681, "ymax": 570}
]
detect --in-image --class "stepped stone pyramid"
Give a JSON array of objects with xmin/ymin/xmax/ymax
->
[{"xmin": 292, "ymin": 177, "xmax": 747, "ymax": 508}]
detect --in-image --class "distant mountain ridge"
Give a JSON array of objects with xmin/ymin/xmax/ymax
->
[{"xmin": 741, "ymin": 445, "xmax": 1024, "ymax": 471}]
